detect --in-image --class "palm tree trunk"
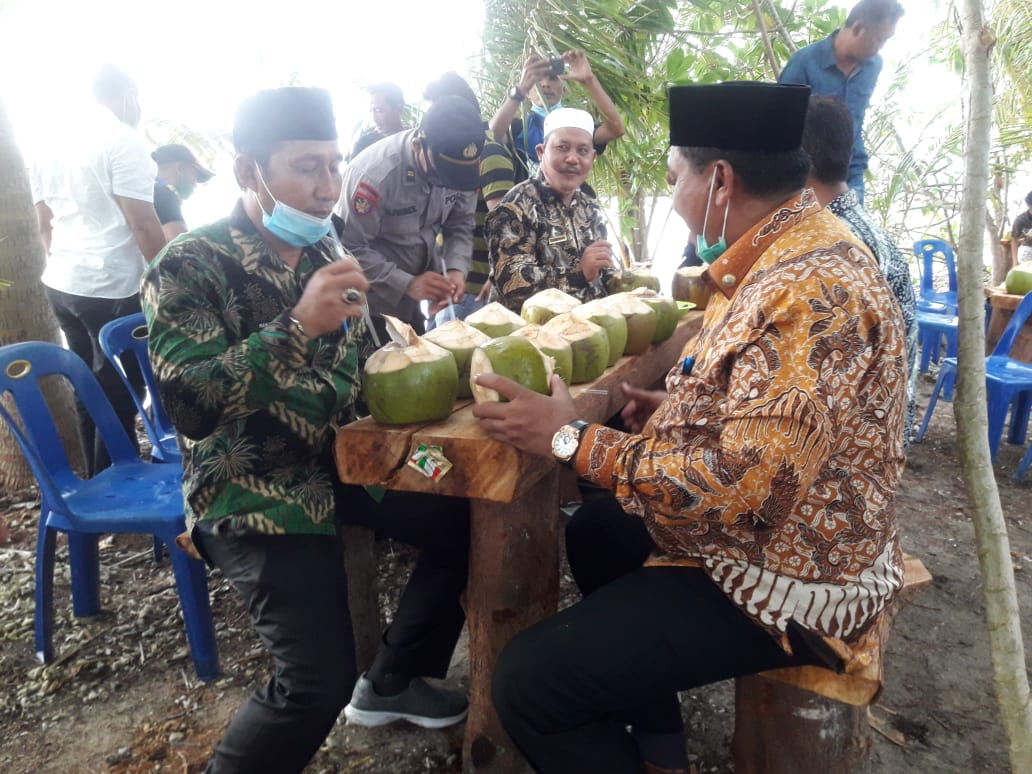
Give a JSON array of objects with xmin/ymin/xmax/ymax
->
[
  {"xmin": 0, "ymin": 97, "xmax": 81, "ymax": 488},
  {"xmin": 954, "ymin": 3, "xmax": 1032, "ymax": 769}
]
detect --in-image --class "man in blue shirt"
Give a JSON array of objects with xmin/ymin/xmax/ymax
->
[
  {"xmin": 488, "ymin": 50, "xmax": 624, "ymax": 172},
  {"xmin": 779, "ymin": 0, "xmax": 904, "ymax": 203}
]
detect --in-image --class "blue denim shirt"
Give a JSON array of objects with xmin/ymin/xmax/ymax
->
[{"xmin": 779, "ymin": 31, "xmax": 883, "ymax": 201}]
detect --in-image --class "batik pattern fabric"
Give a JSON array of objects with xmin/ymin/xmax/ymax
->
[
  {"xmin": 142, "ymin": 201, "xmax": 369, "ymax": 536},
  {"xmin": 827, "ymin": 188, "xmax": 918, "ymax": 446},
  {"xmin": 572, "ymin": 190, "xmax": 908, "ymax": 663},
  {"xmin": 485, "ymin": 175, "xmax": 613, "ymax": 312}
]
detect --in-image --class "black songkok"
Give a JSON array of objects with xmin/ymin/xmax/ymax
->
[
  {"xmin": 669, "ymin": 82, "xmax": 811, "ymax": 152},
  {"xmin": 233, "ymin": 87, "xmax": 338, "ymax": 154}
]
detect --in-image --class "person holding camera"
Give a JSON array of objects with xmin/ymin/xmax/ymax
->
[{"xmin": 489, "ymin": 50, "xmax": 624, "ymax": 170}]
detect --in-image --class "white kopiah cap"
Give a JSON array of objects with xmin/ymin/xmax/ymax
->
[{"xmin": 543, "ymin": 107, "xmax": 595, "ymax": 140}]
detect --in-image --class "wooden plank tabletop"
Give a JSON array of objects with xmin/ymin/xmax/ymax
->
[
  {"xmin": 335, "ymin": 311, "xmax": 704, "ymax": 502},
  {"xmin": 984, "ymin": 286, "xmax": 1026, "ymax": 311}
]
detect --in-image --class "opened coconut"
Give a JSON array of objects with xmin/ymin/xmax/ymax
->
[
  {"xmin": 521, "ymin": 288, "xmax": 582, "ymax": 325},
  {"xmin": 606, "ymin": 267, "xmax": 661, "ymax": 294},
  {"xmin": 465, "ymin": 302, "xmax": 527, "ymax": 338},
  {"xmin": 363, "ymin": 316, "xmax": 459, "ymax": 424},
  {"xmin": 672, "ymin": 266, "xmax": 711, "ymax": 309},
  {"xmin": 629, "ymin": 287, "xmax": 681, "ymax": 343},
  {"xmin": 512, "ymin": 324, "xmax": 574, "ymax": 384},
  {"xmin": 469, "ymin": 336, "xmax": 555, "ymax": 403},
  {"xmin": 600, "ymin": 293, "xmax": 657, "ymax": 355},
  {"xmin": 572, "ymin": 299, "xmax": 628, "ymax": 365},
  {"xmin": 423, "ymin": 319, "xmax": 491, "ymax": 398},
  {"xmin": 543, "ymin": 313, "xmax": 610, "ymax": 383}
]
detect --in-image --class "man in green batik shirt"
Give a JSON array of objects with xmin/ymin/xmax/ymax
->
[{"xmin": 142, "ymin": 87, "xmax": 470, "ymax": 774}]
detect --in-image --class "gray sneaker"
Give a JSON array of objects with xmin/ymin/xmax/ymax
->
[{"xmin": 344, "ymin": 673, "xmax": 469, "ymax": 729}]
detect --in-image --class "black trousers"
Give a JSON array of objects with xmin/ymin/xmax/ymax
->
[
  {"xmin": 491, "ymin": 493, "xmax": 819, "ymax": 774},
  {"xmin": 195, "ymin": 486, "xmax": 469, "ymax": 774},
  {"xmin": 45, "ymin": 287, "xmax": 143, "ymax": 476}
]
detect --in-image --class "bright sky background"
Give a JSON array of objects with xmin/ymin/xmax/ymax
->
[{"xmin": 1, "ymin": 0, "xmax": 1028, "ymax": 284}]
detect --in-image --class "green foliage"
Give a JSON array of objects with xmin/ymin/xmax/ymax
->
[
  {"xmin": 477, "ymin": 0, "xmax": 1032, "ymax": 264},
  {"xmin": 477, "ymin": 0, "xmax": 845, "ymax": 263}
]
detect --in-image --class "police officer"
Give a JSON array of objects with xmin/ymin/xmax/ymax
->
[
  {"xmin": 337, "ymin": 95, "xmax": 484, "ymax": 339},
  {"xmin": 151, "ymin": 143, "xmax": 214, "ymax": 241}
]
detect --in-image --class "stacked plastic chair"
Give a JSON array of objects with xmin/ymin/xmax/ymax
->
[
  {"xmin": 913, "ymin": 239, "xmax": 960, "ymax": 376},
  {"xmin": 0, "ymin": 341, "xmax": 218, "ymax": 681},
  {"xmin": 916, "ymin": 291, "xmax": 1032, "ymax": 463}
]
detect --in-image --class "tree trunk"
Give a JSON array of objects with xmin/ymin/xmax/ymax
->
[
  {"xmin": 954, "ymin": 3, "xmax": 1032, "ymax": 770},
  {"xmin": 0, "ymin": 97, "xmax": 80, "ymax": 488}
]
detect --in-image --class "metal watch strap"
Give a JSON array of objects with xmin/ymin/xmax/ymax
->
[{"xmin": 508, "ymin": 86, "xmax": 525, "ymax": 103}]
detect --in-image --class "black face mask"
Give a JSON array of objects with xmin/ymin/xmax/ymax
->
[{"xmin": 422, "ymin": 145, "xmax": 449, "ymax": 189}]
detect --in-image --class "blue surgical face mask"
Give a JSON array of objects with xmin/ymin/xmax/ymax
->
[
  {"xmin": 696, "ymin": 166, "xmax": 730, "ymax": 264},
  {"xmin": 253, "ymin": 163, "xmax": 332, "ymax": 247},
  {"xmin": 531, "ymin": 102, "xmax": 560, "ymax": 119}
]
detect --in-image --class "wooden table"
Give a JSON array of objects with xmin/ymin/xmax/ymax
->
[
  {"xmin": 985, "ymin": 287, "xmax": 1032, "ymax": 362},
  {"xmin": 335, "ymin": 312, "xmax": 703, "ymax": 773}
]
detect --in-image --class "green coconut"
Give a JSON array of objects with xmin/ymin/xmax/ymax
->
[
  {"xmin": 628, "ymin": 287, "xmax": 681, "ymax": 343},
  {"xmin": 521, "ymin": 288, "xmax": 582, "ymax": 325},
  {"xmin": 1005, "ymin": 263, "xmax": 1032, "ymax": 295},
  {"xmin": 543, "ymin": 313, "xmax": 610, "ymax": 383},
  {"xmin": 606, "ymin": 267, "xmax": 661, "ymax": 294},
  {"xmin": 672, "ymin": 266, "xmax": 712, "ymax": 309},
  {"xmin": 469, "ymin": 336, "xmax": 555, "ymax": 403},
  {"xmin": 423, "ymin": 320, "xmax": 491, "ymax": 398},
  {"xmin": 572, "ymin": 299, "xmax": 627, "ymax": 365},
  {"xmin": 363, "ymin": 316, "xmax": 458, "ymax": 424},
  {"xmin": 512, "ymin": 324, "xmax": 574, "ymax": 385},
  {"xmin": 465, "ymin": 302, "xmax": 527, "ymax": 338},
  {"xmin": 601, "ymin": 293, "xmax": 658, "ymax": 355}
]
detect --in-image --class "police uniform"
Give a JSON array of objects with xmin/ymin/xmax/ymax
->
[{"xmin": 337, "ymin": 128, "xmax": 477, "ymax": 333}]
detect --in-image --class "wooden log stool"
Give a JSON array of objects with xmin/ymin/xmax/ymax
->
[{"xmin": 732, "ymin": 554, "xmax": 932, "ymax": 774}]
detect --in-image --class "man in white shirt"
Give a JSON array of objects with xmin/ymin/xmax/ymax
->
[{"xmin": 31, "ymin": 63, "xmax": 166, "ymax": 475}]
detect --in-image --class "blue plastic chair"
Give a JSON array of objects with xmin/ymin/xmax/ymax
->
[
  {"xmin": 913, "ymin": 239, "xmax": 959, "ymax": 314},
  {"xmin": 916, "ymin": 291, "xmax": 1032, "ymax": 461},
  {"xmin": 916, "ymin": 309, "xmax": 959, "ymax": 375},
  {"xmin": 1017, "ymin": 440, "xmax": 1032, "ymax": 482},
  {"xmin": 0, "ymin": 341, "xmax": 218, "ymax": 681},
  {"xmin": 99, "ymin": 313, "xmax": 180, "ymax": 463}
]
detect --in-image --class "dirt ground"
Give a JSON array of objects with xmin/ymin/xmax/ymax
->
[{"xmin": 1, "ymin": 370, "xmax": 1030, "ymax": 774}]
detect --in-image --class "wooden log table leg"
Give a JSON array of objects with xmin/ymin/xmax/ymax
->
[
  {"xmin": 732, "ymin": 673, "xmax": 872, "ymax": 773},
  {"xmin": 463, "ymin": 467, "xmax": 560, "ymax": 774}
]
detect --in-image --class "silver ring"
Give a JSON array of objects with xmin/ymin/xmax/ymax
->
[{"xmin": 342, "ymin": 288, "xmax": 362, "ymax": 304}]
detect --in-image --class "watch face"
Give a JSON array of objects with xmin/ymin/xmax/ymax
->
[{"xmin": 553, "ymin": 429, "xmax": 579, "ymax": 460}]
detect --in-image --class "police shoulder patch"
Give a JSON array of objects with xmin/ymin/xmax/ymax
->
[{"xmin": 352, "ymin": 181, "xmax": 381, "ymax": 216}]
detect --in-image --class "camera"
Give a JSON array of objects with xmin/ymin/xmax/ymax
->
[{"xmin": 547, "ymin": 58, "xmax": 566, "ymax": 77}]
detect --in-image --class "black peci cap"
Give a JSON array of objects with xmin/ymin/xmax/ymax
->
[
  {"xmin": 151, "ymin": 143, "xmax": 214, "ymax": 182},
  {"xmin": 419, "ymin": 95, "xmax": 485, "ymax": 191},
  {"xmin": 669, "ymin": 82, "xmax": 811, "ymax": 152},
  {"xmin": 233, "ymin": 87, "xmax": 338, "ymax": 155}
]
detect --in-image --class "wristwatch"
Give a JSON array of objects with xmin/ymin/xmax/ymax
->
[
  {"xmin": 551, "ymin": 420, "xmax": 590, "ymax": 465},
  {"xmin": 508, "ymin": 85, "xmax": 526, "ymax": 103}
]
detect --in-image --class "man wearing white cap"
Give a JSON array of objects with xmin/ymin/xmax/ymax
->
[{"xmin": 485, "ymin": 107, "xmax": 614, "ymax": 312}]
